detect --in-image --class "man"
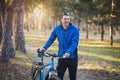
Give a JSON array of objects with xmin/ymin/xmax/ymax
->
[{"xmin": 42, "ymin": 11, "xmax": 79, "ymax": 80}]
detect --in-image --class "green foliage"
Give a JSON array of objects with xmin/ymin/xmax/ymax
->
[
  {"xmin": 24, "ymin": 0, "xmax": 120, "ymax": 31},
  {"xmin": 93, "ymin": 31, "xmax": 98, "ymax": 35},
  {"xmin": 113, "ymin": 29, "xmax": 116, "ymax": 35}
]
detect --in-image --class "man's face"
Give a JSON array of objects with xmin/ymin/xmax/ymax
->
[{"xmin": 61, "ymin": 15, "xmax": 70, "ymax": 27}]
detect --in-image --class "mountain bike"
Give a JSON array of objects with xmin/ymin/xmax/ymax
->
[{"xmin": 31, "ymin": 48, "xmax": 61, "ymax": 80}]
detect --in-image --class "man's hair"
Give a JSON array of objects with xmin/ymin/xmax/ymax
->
[
  {"xmin": 60, "ymin": 11, "xmax": 70, "ymax": 19},
  {"xmin": 61, "ymin": 11, "xmax": 70, "ymax": 16}
]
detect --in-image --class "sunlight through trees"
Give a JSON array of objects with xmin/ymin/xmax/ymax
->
[{"xmin": 0, "ymin": 0, "xmax": 120, "ymax": 63}]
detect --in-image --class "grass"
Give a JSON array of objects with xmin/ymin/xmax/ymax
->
[
  {"xmin": 78, "ymin": 40, "xmax": 120, "ymax": 72},
  {"xmin": 11, "ymin": 51, "xmax": 34, "ymax": 67},
  {"xmin": 16, "ymin": 51, "xmax": 34, "ymax": 60}
]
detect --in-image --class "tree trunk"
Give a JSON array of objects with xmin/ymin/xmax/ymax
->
[
  {"xmin": 15, "ymin": 0, "xmax": 26, "ymax": 53},
  {"xmin": 110, "ymin": 0, "xmax": 114, "ymax": 45},
  {"xmin": 101, "ymin": 24, "xmax": 104, "ymax": 41},
  {"xmin": 78, "ymin": 19, "xmax": 80, "ymax": 30},
  {"xmin": 110, "ymin": 19, "xmax": 113, "ymax": 45},
  {"xmin": 0, "ymin": 0, "xmax": 5, "ymax": 44},
  {"xmin": 86, "ymin": 17, "xmax": 89, "ymax": 40},
  {"xmin": 0, "ymin": 16, "xmax": 2, "ymax": 44},
  {"xmin": 1, "ymin": 2, "xmax": 16, "ymax": 63}
]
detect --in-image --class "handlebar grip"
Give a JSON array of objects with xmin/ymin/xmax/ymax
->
[
  {"xmin": 37, "ymin": 48, "xmax": 45, "ymax": 53},
  {"xmin": 37, "ymin": 48, "xmax": 41, "ymax": 53},
  {"xmin": 37, "ymin": 48, "xmax": 45, "ymax": 57}
]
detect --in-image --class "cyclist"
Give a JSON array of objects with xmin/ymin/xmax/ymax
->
[{"xmin": 42, "ymin": 11, "xmax": 79, "ymax": 80}]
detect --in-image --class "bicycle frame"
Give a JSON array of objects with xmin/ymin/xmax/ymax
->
[
  {"xmin": 35, "ymin": 50, "xmax": 57, "ymax": 80},
  {"xmin": 40, "ymin": 58, "xmax": 55, "ymax": 80}
]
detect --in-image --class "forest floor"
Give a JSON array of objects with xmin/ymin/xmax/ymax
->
[
  {"xmin": 1, "ymin": 45, "xmax": 120, "ymax": 80},
  {"xmin": 0, "ymin": 30, "xmax": 120, "ymax": 80}
]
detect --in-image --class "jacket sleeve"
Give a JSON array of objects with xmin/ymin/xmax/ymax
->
[
  {"xmin": 66, "ymin": 29, "xmax": 79, "ymax": 54},
  {"xmin": 43, "ymin": 28, "xmax": 56, "ymax": 49}
]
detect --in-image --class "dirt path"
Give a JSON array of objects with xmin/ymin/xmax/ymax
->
[{"xmin": 26, "ymin": 46, "xmax": 120, "ymax": 80}]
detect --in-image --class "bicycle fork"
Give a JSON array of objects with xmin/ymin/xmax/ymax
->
[{"xmin": 40, "ymin": 69, "xmax": 44, "ymax": 80}]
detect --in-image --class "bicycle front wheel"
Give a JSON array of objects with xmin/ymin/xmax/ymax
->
[
  {"xmin": 50, "ymin": 75, "xmax": 61, "ymax": 80},
  {"xmin": 32, "ymin": 68, "xmax": 41, "ymax": 80}
]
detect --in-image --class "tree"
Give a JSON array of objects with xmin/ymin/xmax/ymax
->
[
  {"xmin": 0, "ymin": 17, "xmax": 2, "ymax": 44},
  {"xmin": 0, "ymin": 0, "xmax": 17, "ymax": 63},
  {"xmin": 75, "ymin": 0, "xmax": 96, "ymax": 40},
  {"xmin": 0, "ymin": 0, "xmax": 5, "ymax": 44},
  {"xmin": 110, "ymin": 0, "xmax": 120, "ymax": 45},
  {"xmin": 15, "ymin": 0, "xmax": 26, "ymax": 53},
  {"xmin": 93, "ymin": 0, "xmax": 111, "ymax": 41}
]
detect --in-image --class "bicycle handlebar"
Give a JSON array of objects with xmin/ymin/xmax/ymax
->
[{"xmin": 37, "ymin": 48, "xmax": 58, "ymax": 58}]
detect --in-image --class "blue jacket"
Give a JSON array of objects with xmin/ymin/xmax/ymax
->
[{"xmin": 43, "ymin": 23, "xmax": 79, "ymax": 58}]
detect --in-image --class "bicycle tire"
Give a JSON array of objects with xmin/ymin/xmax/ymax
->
[
  {"xmin": 50, "ymin": 75, "xmax": 61, "ymax": 80},
  {"xmin": 47, "ymin": 70, "xmax": 61, "ymax": 80},
  {"xmin": 45, "ymin": 72, "xmax": 61, "ymax": 80},
  {"xmin": 32, "ymin": 68, "xmax": 41, "ymax": 80}
]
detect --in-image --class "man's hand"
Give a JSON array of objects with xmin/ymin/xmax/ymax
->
[
  {"xmin": 41, "ymin": 47, "xmax": 47, "ymax": 51},
  {"xmin": 63, "ymin": 53, "xmax": 70, "ymax": 58}
]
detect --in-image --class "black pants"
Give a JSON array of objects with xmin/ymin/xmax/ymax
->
[{"xmin": 57, "ymin": 57, "xmax": 78, "ymax": 80}]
